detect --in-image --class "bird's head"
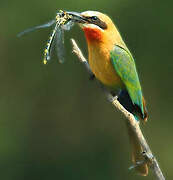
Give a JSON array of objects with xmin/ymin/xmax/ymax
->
[
  {"xmin": 79, "ymin": 11, "xmax": 115, "ymax": 42},
  {"xmin": 79, "ymin": 11, "xmax": 109, "ymax": 30},
  {"xmin": 68, "ymin": 11, "xmax": 116, "ymax": 42}
]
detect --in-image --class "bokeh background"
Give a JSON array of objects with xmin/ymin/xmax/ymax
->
[{"xmin": 0, "ymin": 0, "xmax": 172, "ymax": 179}]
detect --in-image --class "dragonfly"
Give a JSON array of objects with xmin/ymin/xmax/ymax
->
[{"xmin": 18, "ymin": 10, "xmax": 81, "ymax": 64}]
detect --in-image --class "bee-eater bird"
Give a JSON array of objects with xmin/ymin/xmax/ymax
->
[{"xmin": 69, "ymin": 11, "xmax": 148, "ymax": 176}]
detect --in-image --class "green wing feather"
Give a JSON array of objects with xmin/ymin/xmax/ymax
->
[{"xmin": 110, "ymin": 45, "xmax": 144, "ymax": 115}]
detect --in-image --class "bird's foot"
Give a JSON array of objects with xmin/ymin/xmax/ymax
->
[
  {"xmin": 89, "ymin": 74, "xmax": 95, "ymax": 81},
  {"xmin": 110, "ymin": 91, "xmax": 116, "ymax": 97}
]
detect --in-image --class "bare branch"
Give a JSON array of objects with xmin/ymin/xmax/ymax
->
[{"xmin": 71, "ymin": 38, "xmax": 165, "ymax": 180}]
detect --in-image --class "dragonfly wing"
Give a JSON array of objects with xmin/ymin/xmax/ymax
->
[
  {"xmin": 17, "ymin": 20, "xmax": 55, "ymax": 37},
  {"xmin": 56, "ymin": 28, "xmax": 66, "ymax": 63}
]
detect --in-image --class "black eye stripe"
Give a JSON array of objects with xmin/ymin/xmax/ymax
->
[
  {"xmin": 91, "ymin": 16, "xmax": 98, "ymax": 21},
  {"xmin": 83, "ymin": 15, "xmax": 107, "ymax": 30}
]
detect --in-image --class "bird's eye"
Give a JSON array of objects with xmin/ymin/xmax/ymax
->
[{"xmin": 91, "ymin": 16, "xmax": 98, "ymax": 21}]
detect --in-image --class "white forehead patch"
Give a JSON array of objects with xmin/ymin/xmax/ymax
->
[{"xmin": 81, "ymin": 11, "xmax": 100, "ymax": 17}]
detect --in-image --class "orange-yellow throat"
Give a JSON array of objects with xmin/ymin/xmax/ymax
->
[{"xmin": 83, "ymin": 25, "xmax": 125, "ymax": 88}]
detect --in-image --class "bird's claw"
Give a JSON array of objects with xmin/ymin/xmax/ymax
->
[{"xmin": 89, "ymin": 74, "xmax": 95, "ymax": 80}]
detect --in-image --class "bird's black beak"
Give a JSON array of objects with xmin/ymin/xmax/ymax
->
[{"xmin": 66, "ymin": 11, "xmax": 88, "ymax": 23}]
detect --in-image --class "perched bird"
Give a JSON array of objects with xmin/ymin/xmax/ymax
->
[{"xmin": 71, "ymin": 11, "xmax": 148, "ymax": 176}]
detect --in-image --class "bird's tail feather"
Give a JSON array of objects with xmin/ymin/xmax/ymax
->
[
  {"xmin": 126, "ymin": 122, "xmax": 148, "ymax": 176},
  {"xmin": 142, "ymin": 96, "xmax": 148, "ymax": 122}
]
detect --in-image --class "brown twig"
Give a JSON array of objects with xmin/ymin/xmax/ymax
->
[{"xmin": 71, "ymin": 38, "xmax": 165, "ymax": 180}]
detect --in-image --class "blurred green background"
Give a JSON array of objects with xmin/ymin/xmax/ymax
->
[{"xmin": 0, "ymin": 0, "xmax": 172, "ymax": 179}]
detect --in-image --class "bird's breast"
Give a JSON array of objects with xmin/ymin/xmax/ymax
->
[{"xmin": 88, "ymin": 44, "xmax": 123, "ymax": 88}]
